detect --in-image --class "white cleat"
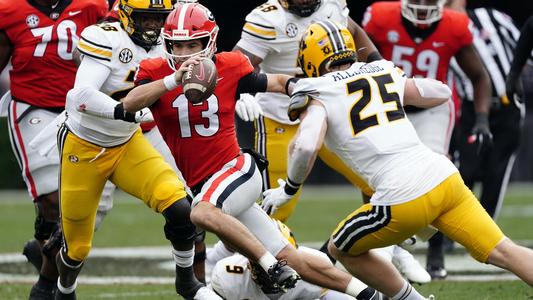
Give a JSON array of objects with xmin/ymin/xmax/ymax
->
[
  {"xmin": 392, "ymin": 246, "xmax": 431, "ymax": 284},
  {"xmin": 427, "ymin": 295, "xmax": 435, "ymax": 300},
  {"xmin": 193, "ymin": 286, "xmax": 222, "ymax": 300}
]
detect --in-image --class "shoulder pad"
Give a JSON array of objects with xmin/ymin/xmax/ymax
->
[
  {"xmin": 77, "ymin": 24, "xmax": 116, "ymax": 62},
  {"xmin": 243, "ymin": 2, "xmax": 285, "ymax": 40}
]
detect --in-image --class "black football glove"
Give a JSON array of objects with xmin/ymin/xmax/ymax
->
[
  {"xmin": 113, "ymin": 103, "xmax": 153, "ymax": 123},
  {"xmin": 467, "ymin": 112, "xmax": 493, "ymax": 154}
]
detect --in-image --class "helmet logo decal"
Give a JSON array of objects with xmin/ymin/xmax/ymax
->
[
  {"xmin": 321, "ymin": 46, "xmax": 331, "ymax": 55},
  {"xmin": 172, "ymin": 29, "xmax": 190, "ymax": 38},
  {"xmin": 285, "ymin": 23, "xmax": 298, "ymax": 38},
  {"xmin": 26, "ymin": 15, "xmax": 39, "ymax": 28},
  {"xmin": 205, "ymin": 8, "xmax": 215, "ymax": 21},
  {"xmin": 119, "ymin": 48, "xmax": 133, "ymax": 63}
]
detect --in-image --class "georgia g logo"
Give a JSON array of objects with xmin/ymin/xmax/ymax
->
[{"xmin": 119, "ymin": 48, "xmax": 133, "ymax": 64}]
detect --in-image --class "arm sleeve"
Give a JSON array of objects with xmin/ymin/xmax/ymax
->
[
  {"xmin": 509, "ymin": 16, "xmax": 533, "ymax": 74},
  {"xmin": 236, "ymin": 71, "xmax": 267, "ymax": 95},
  {"xmin": 74, "ymin": 55, "xmax": 111, "ymax": 90}
]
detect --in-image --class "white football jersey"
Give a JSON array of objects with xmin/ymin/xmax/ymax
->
[
  {"xmin": 236, "ymin": 0, "xmax": 349, "ymax": 124},
  {"xmin": 292, "ymin": 60, "xmax": 458, "ymax": 205},
  {"xmin": 65, "ymin": 22, "xmax": 164, "ymax": 146},
  {"xmin": 210, "ymin": 247, "xmax": 327, "ymax": 300}
]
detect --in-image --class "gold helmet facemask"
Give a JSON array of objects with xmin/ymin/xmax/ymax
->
[
  {"xmin": 118, "ymin": 0, "xmax": 174, "ymax": 48},
  {"xmin": 298, "ymin": 20, "xmax": 357, "ymax": 78}
]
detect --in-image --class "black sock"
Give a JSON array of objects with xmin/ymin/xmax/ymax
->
[{"xmin": 356, "ymin": 287, "xmax": 378, "ymax": 300}]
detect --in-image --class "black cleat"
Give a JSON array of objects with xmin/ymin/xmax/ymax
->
[
  {"xmin": 28, "ymin": 284, "xmax": 55, "ymax": 300},
  {"xmin": 267, "ymin": 260, "xmax": 301, "ymax": 292},
  {"xmin": 54, "ymin": 290, "xmax": 76, "ymax": 300},
  {"xmin": 23, "ymin": 239, "xmax": 43, "ymax": 272},
  {"xmin": 175, "ymin": 266, "xmax": 204, "ymax": 300}
]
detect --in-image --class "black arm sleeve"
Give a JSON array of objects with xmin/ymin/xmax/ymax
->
[
  {"xmin": 235, "ymin": 71, "xmax": 268, "ymax": 97},
  {"xmin": 509, "ymin": 16, "xmax": 533, "ymax": 75}
]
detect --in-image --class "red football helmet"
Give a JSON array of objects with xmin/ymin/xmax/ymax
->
[
  {"xmin": 401, "ymin": 0, "xmax": 445, "ymax": 25},
  {"xmin": 162, "ymin": 3, "xmax": 219, "ymax": 70}
]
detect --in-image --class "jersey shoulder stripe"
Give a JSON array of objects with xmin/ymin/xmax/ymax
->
[
  {"xmin": 243, "ymin": 21, "xmax": 276, "ymax": 40},
  {"xmin": 78, "ymin": 24, "xmax": 116, "ymax": 62},
  {"xmin": 77, "ymin": 37, "xmax": 112, "ymax": 61}
]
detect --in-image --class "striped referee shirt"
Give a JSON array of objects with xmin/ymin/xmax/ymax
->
[{"xmin": 450, "ymin": 8, "xmax": 533, "ymax": 104}]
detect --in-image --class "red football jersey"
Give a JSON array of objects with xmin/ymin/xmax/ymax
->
[
  {"xmin": 363, "ymin": 1, "xmax": 472, "ymax": 83},
  {"xmin": 0, "ymin": 0, "xmax": 108, "ymax": 108},
  {"xmin": 136, "ymin": 51, "xmax": 254, "ymax": 187}
]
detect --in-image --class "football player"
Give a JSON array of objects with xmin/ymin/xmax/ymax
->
[
  {"xmin": 210, "ymin": 219, "xmax": 383, "ymax": 300},
  {"xmin": 362, "ymin": 0, "xmax": 493, "ymax": 279},
  {"xmin": 54, "ymin": 1, "xmax": 219, "ymax": 299},
  {"xmin": 265, "ymin": 20, "xmax": 533, "ymax": 299},
  {"xmin": 0, "ymin": 0, "xmax": 108, "ymax": 298},
  {"xmin": 94, "ymin": 3, "xmax": 383, "ymax": 299},
  {"xmin": 231, "ymin": 0, "xmax": 429, "ymax": 284}
]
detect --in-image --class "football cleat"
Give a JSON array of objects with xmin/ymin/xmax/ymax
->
[
  {"xmin": 28, "ymin": 284, "xmax": 55, "ymax": 300},
  {"xmin": 267, "ymin": 260, "xmax": 301, "ymax": 292},
  {"xmin": 392, "ymin": 246, "xmax": 431, "ymax": 284},
  {"xmin": 23, "ymin": 239, "xmax": 43, "ymax": 272}
]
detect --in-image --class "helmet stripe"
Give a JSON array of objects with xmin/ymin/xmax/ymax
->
[
  {"xmin": 177, "ymin": 3, "xmax": 193, "ymax": 30},
  {"xmin": 317, "ymin": 21, "xmax": 345, "ymax": 53}
]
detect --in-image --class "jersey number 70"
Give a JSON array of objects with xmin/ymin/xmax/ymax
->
[{"xmin": 347, "ymin": 73, "xmax": 405, "ymax": 136}]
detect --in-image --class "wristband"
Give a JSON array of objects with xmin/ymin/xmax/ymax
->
[
  {"xmin": 163, "ymin": 74, "xmax": 179, "ymax": 91},
  {"xmin": 284, "ymin": 177, "xmax": 301, "ymax": 196},
  {"xmin": 114, "ymin": 103, "xmax": 136, "ymax": 122}
]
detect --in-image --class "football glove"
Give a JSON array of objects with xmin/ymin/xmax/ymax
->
[
  {"xmin": 261, "ymin": 179, "xmax": 293, "ymax": 215},
  {"xmin": 235, "ymin": 93, "xmax": 263, "ymax": 122},
  {"xmin": 114, "ymin": 103, "xmax": 153, "ymax": 123},
  {"xmin": 467, "ymin": 112, "xmax": 493, "ymax": 154}
]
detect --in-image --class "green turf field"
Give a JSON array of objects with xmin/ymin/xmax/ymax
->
[{"xmin": 1, "ymin": 184, "xmax": 533, "ymax": 299}]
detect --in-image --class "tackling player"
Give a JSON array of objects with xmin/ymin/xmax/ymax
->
[
  {"xmin": 362, "ymin": 0, "xmax": 493, "ymax": 279},
  {"xmin": 266, "ymin": 20, "xmax": 533, "ymax": 299},
  {"xmin": 0, "ymin": 0, "xmax": 108, "ymax": 298},
  {"xmin": 93, "ymin": 3, "xmax": 384, "ymax": 299},
  {"xmin": 231, "ymin": 0, "xmax": 429, "ymax": 284},
  {"xmin": 54, "ymin": 1, "xmax": 219, "ymax": 299}
]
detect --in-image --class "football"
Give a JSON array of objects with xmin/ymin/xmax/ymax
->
[{"xmin": 182, "ymin": 58, "xmax": 218, "ymax": 104}]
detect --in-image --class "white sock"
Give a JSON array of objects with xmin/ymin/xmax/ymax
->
[
  {"xmin": 344, "ymin": 277, "xmax": 368, "ymax": 297},
  {"xmin": 172, "ymin": 247, "xmax": 194, "ymax": 268},
  {"xmin": 57, "ymin": 278, "xmax": 77, "ymax": 294},
  {"xmin": 258, "ymin": 252, "xmax": 278, "ymax": 272},
  {"xmin": 207, "ymin": 240, "xmax": 234, "ymax": 263},
  {"xmin": 391, "ymin": 280, "xmax": 426, "ymax": 300}
]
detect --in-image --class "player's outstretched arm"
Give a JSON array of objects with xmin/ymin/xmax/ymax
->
[
  {"xmin": 123, "ymin": 56, "xmax": 202, "ymax": 112},
  {"xmin": 404, "ymin": 78, "xmax": 451, "ymax": 108},
  {"xmin": 265, "ymin": 73, "xmax": 292, "ymax": 94},
  {"xmin": 0, "ymin": 30, "xmax": 12, "ymax": 73},
  {"xmin": 455, "ymin": 44, "xmax": 491, "ymax": 114},
  {"xmin": 348, "ymin": 17, "xmax": 382, "ymax": 63}
]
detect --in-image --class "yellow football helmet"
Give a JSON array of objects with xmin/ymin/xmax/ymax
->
[
  {"xmin": 298, "ymin": 20, "xmax": 357, "ymax": 78},
  {"xmin": 274, "ymin": 219, "xmax": 297, "ymax": 248},
  {"xmin": 118, "ymin": 0, "xmax": 174, "ymax": 47}
]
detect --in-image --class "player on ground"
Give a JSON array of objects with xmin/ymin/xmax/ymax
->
[
  {"xmin": 362, "ymin": 0, "xmax": 492, "ymax": 279},
  {"xmin": 0, "ymin": 0, "xmax": 108, "ymax": 298},
  {"xmin": 93, "ymin": 3, "xmax": 384, "ymax": 299},
  {"xmin": 265, "ymin": 20, "xmax": 533, "ymax": 299},
  {"xmin": 232, "ymin": 0, "xmax": 429, "ymax": 284},
  {"xmin": 54, "ymin": 1, "xmax": 219, "ymax": 299},
  {"xmin": 210, "ymin": 219, "xmax": 378, "ymax": 300}
]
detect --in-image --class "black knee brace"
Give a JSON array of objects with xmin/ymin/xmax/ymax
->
[
  {"xmin": 163, "ymin": 199, "xmax": 197, "ymax": 246},
  {"xmin": 34, "ymin": 195, "xmax": 60, "ymax": 241},
  {"xmin": 42, "ymin": 225, "xmax": 63, "ymax": 261}
]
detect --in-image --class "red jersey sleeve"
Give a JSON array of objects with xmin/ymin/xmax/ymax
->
[
  {"xmin": 234, "ymin": 50, "xmax": 255, "ymax": 78},
  {"xmin": 134, "ymin": 58, "xmax": 159, "ymax": 85}
]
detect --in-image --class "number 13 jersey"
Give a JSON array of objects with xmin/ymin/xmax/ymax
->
[{"xmin": 292, "ymin": 60, "xmax": 457, "ymax": 205}]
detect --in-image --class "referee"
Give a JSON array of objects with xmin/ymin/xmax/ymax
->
[{"xmin": 450, "ymin": 6, "xmax": 527, "ymax": 219}]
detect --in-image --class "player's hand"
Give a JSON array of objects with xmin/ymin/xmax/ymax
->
[
  {"xmin": 467, "ymin": 112, "xmax": 493, "ymax": 154},
  {"xmin": 174, "ymin": 56, "xmax": 203, "ymax": 83},
  {"xmin": 261, "ymin": 179, "xmax": 293, "ymax": 215},
  {"xmin": 235, "ymin": 93, "xmax": 263, "ymax": 122}
]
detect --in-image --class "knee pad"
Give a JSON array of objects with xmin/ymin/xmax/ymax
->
[
  {"xmin": 34, "ymin": 215, "xmax": 59, "ymax": 241},
  {"xmin": 163, "ymin": 200, "xmax": 197, "ymax": 245},
  {"xmin": 42, "ymin": 226, "xmax": 63, "ymax": 261}
]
